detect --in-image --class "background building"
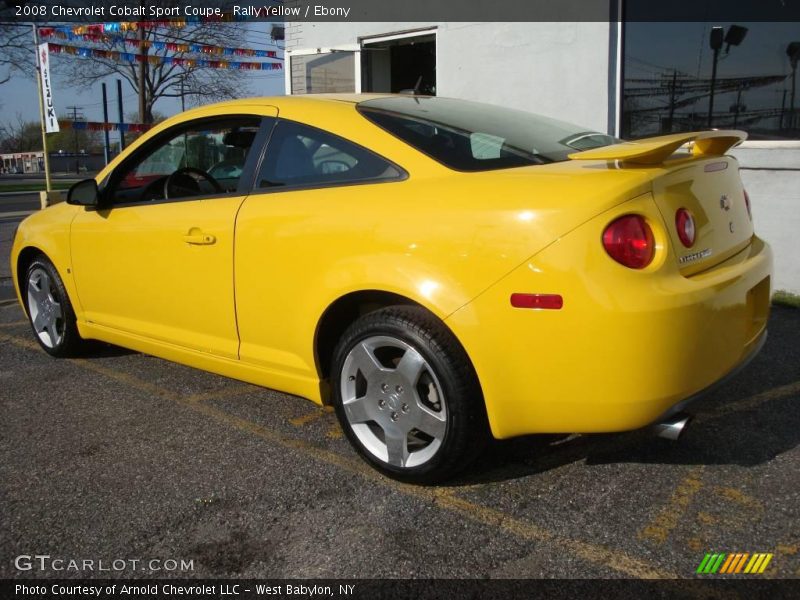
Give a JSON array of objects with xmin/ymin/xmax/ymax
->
[
  {"xmin": 0, "ymin": 151, "xmax": 105, "ymax": 175},
  {"xmin": 285, "ymin": 23, "xmax": 619, "ymax": 135},
  {"xmin": 1, "ymin": 152, "xmax": 44, "ymax": 174}
]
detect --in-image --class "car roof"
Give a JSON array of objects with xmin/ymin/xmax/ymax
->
[
  {"xmin": 167, "ymin": 94, "xmax": 407, "ymax": 125},
  {"xmin": 195, "ymin": 93, "xmax": 398, "ymax": 112}
]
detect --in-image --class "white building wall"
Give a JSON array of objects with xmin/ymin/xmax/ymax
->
[
  {"xmin": 438, "ymin": 23, "xmax": 612, "ymax": 132},
  {"xmin": 288, "ymin": 22, "xmax": 612, "ymax": 132},
  {"xmin": 732, "ymin": 147, "xmax": 800, "ymax": 295}
]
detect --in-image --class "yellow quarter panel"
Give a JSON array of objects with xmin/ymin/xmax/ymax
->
[
  {"xmin": 448, "ymin": 193, "xmax": 772, "ymax": 438},
  {"xmin": 10, "ymin": 203, "xmax": 79, "ymax": 313}
]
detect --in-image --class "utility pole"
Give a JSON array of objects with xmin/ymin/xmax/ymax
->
[
  {"xmin": 792, "ymin": 66, "xmax": 798, "ymax": 130},
  {"xmin": 117, "ymin": 79, "xmax": 126, "ymax": 151},
  {"xmin": 666, "ymin": 69, "xmax": 678, "ymax": 133},
  {"xmin": 66, "ymin": 105, "xmax": 84, "ymax": 174},
  {"xmin": 138, "ymin": 14, "xmax": 147, "ymax": 124},
  {"xmin": 101, "ymin": 83, "xmax": 111, "ymax": 165},
  {"xmin": 708, "ymin": 27, "xmax": 723, "ymax": 128},
  {"xmin": 787, "ymin": 43, "xmax": 800, "ymax": 131},
  {"xmin": 708, "ymin": 25, "xmax": 748, "ymax": 128},
  {"xmin": 732, "ymin": 87, "xmax": 743, "ymax": 128},
  {"xmin": 780, "ymin": 89, "xmax": 787, "ymax": 130}
]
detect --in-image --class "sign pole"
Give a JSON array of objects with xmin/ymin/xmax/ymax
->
[{"xmin": 32, "ymin": 24, "xmax": 53, "ymax": 195}]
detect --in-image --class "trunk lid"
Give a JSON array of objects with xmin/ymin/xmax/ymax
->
[
  {"xmin": 652, "ymin": 157, "xmax": 753, "ymax": 275},
  {"xmin": 568, "ymin": 130, "xmax": 753, "ymax": 275}
]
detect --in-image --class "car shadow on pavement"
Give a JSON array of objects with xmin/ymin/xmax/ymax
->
[
  {"xmin": 78, "ymin": 340, "xmax": 137, "ymax": 358},
  {"xmin": 451, "ymin": 305, "xmax": 800, "ymax": 486}
]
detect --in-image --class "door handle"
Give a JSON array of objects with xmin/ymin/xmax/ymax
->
[{"xmin": 183, "ymin": 232, "xmax": 216, "ymax": 245}]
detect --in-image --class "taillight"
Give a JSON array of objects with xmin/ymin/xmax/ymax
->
[
  {"xmin": 602, "ymin": 215, "xmax": 655, "ymax": 269},
  {"xmin": 675, "ymin": 208, "xmax": 696, "ymax": 248},
  {"xmin": 744, "ymin": 190, "xmax": 752, "ymax": 220}
]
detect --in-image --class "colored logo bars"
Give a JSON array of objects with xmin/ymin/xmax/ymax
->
[{"xmin": 696, "ymin": 552, "xmax": 773, "ymax": 574}]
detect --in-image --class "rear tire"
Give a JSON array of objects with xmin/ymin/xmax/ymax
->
[
  {"xmin": 24, "ymin": 256, "xmax": 86, "ymax": 357},
  {"xmin": 331, "ymin": 306, "xmax": 489, "ymax": 484}
]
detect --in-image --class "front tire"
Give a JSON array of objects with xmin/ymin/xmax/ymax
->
[
  {"xmin": 24, "ymin": 257, "xmax": 86, "ymax": 357},
  {"xmin": 331, "ymin": 306, "xmax": 488, "ymax": 484}
]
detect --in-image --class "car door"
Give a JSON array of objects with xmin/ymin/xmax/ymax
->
[
  {"xmin": 234, "ymin": 119, "xmax": 406, "ymax": 376},
  {"xmin": 70, "ymin": 111, "xmax": 276, "ymax": 359}
]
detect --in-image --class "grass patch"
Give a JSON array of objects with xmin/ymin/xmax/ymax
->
[
  {"xmin": 0, "ymin": 182, "xmax": 73, "ymax": 193},
  {"xmin": 773, "ymin": 290, "xmax": 800, "ymax": 309}
]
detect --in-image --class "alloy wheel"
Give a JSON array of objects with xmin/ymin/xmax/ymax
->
[
  {"xmin": 340, "ymin": 335, "xmax": 448, "ymax": 469},
  {"xmin": 27, "ymin": 267, "xmax": 65, "ymax": 349}
]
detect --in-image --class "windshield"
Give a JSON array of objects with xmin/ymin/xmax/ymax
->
[{"xmin": 358, "ymin": 96, "xmax": 616, "ymax": 172}]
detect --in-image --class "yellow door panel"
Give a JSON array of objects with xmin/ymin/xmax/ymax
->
[{"xmin": 70, "ymin": 197, "xmax": 245, "ymax": 359}]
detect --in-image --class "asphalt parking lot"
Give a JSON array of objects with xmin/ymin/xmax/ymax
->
[{"xmin": 0, "ymin": 228, "xmax": 798, "ymax": 583}]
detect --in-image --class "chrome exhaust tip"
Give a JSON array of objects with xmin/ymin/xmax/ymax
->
[{"xmin": 653, "ymin": 412, "xmax": 693, "ymax": 441}]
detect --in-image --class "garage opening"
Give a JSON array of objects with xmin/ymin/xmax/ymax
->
[{"xmin": 361, "ymin": 31, "xmax": 436, "ymax": 95}]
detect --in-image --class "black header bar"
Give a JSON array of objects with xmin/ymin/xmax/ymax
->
[{"xmin": 1, "ymin": 0, "xmax": 799, "ymax": 23}]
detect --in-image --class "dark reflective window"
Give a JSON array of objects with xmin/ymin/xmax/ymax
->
[
  {"xmin": 257, "ymin": 120, "xmax": 403, "ymax": 189},
  {"xmin": 623, "ymin": 21, "xmax": 800, "ymax": 140},
  {"xmin": 359, "ymin": 96, "xmax": 615, "ymax": 171}
]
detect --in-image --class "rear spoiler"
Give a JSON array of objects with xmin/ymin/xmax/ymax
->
[{"xmin": 567, "ymin": 130, "xmax": 747, "ymax": 166}]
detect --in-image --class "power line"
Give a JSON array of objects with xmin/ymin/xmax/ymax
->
[
  {"xmin": 71, "ymin": 91, "xmax": 138, "ymax": 109},
  {"xmin": 65, "ymin": 105, "xmax": 85, "ymax": 120}
]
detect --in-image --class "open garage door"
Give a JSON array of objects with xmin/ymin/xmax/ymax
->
[{"xmin": 361, "ymin": 30, "xmax": 436, "ymax": 95}]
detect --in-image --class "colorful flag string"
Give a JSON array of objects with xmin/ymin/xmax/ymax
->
[
  {"xmin": 47, "ymin": 43, "xmax": 283, "ymax": 71},
  {"xmin": 39, "ymin": 18, "xmax": 250, "ymax": 38},
  {"xmin": 60, "ymin": 120, "xmax": 151, "ymax": 133},
  {"xmin": 39, "ymin": 29, "xmax": 279, "ymax": 59}
]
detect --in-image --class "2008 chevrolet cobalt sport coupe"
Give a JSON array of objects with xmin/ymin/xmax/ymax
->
[{"xmin": 11, "ymin": 95, "xmax": 772, "ymax": 483}]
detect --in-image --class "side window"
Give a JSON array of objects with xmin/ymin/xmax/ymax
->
[
  {"xmin": 109, "ymin": 117, "xmax": 262, "ymax": 204},
  {"xmin": 257, "ymin": 120, "xmax": 403, "ymax": 189}
]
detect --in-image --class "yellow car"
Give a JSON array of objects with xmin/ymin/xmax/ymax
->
[{"xmin": 10, "ymin": 95, "xmax": 772, "ymax": 483}]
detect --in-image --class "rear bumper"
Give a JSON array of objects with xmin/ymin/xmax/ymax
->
[
  {"xmin": 446, "ymin": 194, "xmax": 773, "ymax": 439},
  {"xmin": 653, "ymin": 327, "xmax": 766, "ymax": 425}
]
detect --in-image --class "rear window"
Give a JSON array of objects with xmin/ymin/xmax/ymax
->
[{"xmin": 358, "ymin": 96, "xmax": 616, "ymax": 172}]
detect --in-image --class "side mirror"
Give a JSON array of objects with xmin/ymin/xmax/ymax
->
[{"xmin": 67, "ymin": 178, "xmax": 99, "ymax": 207}]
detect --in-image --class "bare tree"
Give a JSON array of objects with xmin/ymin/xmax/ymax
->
[
  {"xmin": 0, "ymin": 23, "xmax": 35, "ymax": 85},
  {"xmin": 0, "ymin": 114, "xmax": 41, "ymax": 152},
  {"xmin": 57, "ymin": 21, "xmax": 251, "ymax": 123}
]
